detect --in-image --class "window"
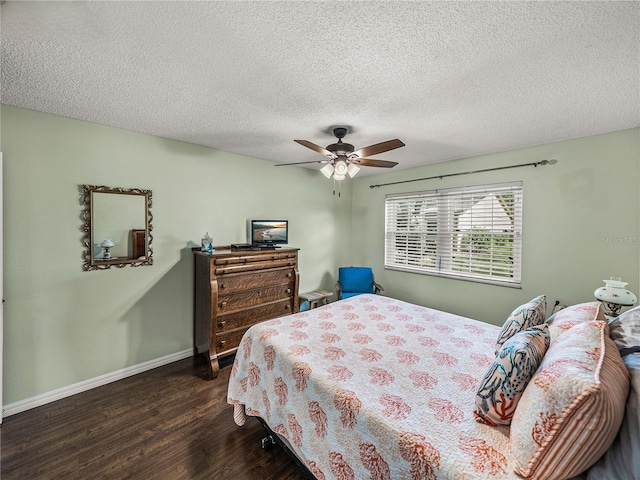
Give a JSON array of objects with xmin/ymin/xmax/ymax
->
[{"xmin": 385, "ymin": 182, "xmax": 523, "ymax": 287}]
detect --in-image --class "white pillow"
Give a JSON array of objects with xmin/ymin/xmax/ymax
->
[{"xmin": 608, "ymin": 304, "xmax": 640, "ymax": 356}]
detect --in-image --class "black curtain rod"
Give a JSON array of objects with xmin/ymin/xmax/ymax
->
[{"xmin": 369, "ymin": 159, "xmax": 558, "ymax": 189}]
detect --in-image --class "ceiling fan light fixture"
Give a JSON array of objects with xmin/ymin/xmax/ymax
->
[
  {"xmin": 333, "ymin": 173, "xmax": 346, "ymax": 181},
  {"xmin": 334, "ymin": 160, "xmax": 348, "ymax": 177},
  {"xmin": 320, "ymin": 163, "xmax": 335, "ymax": 178},
  {"xmin": 347, "ymin": 163, "xmax": 360, "ymax": 178}
]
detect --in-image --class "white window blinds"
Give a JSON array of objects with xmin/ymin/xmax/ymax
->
[{"xmin": 385, "ymin": 182, "xmax": 523, "ymax": 287}]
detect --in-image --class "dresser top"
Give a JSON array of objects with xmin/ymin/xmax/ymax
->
[{"xmin": 192, "ymin": 246, "xmax": 299, "ymax": 258}]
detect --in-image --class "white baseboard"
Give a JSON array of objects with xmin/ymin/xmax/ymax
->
[{"xmin": 2, "ymin": 348, "xmax": 194, "ymax": 418}]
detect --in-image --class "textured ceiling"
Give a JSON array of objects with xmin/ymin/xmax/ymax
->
[{"xmin": 2, "ymin": 1, "xmax": 639, "ymax": 176}]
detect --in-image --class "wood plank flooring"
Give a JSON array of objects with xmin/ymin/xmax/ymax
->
[{"xmin": 0, "ymin": 356, "xmax": 309, "ymax": 480}]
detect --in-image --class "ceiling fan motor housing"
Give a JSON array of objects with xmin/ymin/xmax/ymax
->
[{"xmin": 326, "ymin": 142, "xmax": 355, "ymax": 156}]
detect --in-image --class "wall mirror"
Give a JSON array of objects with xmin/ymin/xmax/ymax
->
[{"xmin": 81, "ymin": 185, "xmax": 153, "ymax": 271}]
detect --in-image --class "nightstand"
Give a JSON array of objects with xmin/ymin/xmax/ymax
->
[{"xmin": 299, "ymin": 290, "xmax": 333, "ymax": 310}]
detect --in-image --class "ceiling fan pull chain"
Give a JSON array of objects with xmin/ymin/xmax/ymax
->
[{"xmin": 333, "ymin": 177, "xmax": 342, "ymax": 197}]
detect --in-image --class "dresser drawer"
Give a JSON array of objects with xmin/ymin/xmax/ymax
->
[
  {"xmin": 219, "ymin": 284, "xmax": 293, "ymax": 312},
  {"xmin": 215, "ymin": 328, "xmax": 250, "ymax": 356},
  {"xmin": 218, "ymin": 267, "xmax": 295, "ymax": 294},
  {"xmin": 215, "ymin": 258, "xmax": 296, "ymax": 275},
  {"xmin": 217, "ymin": 299, "xmax": 293, "ymax": 333},
  {"xmin": 214, "ymin": 251, "xmax": 297, "ymax": 266}
]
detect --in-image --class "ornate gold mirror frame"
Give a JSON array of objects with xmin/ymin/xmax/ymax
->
[{"xmin": 81, "ymin": 185, "xmax": 153, "ymax": 271}]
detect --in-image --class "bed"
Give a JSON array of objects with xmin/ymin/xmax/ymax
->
[{"xmin": 227, "ymin": 294, "xmax": 638, "ymax": 480}]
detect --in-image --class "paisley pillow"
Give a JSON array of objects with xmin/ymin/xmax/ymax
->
[
  {"xmin": 474, "ymin": 323, "xmax": 550, "ymax": 426},
  {"xmin": 495, "ymin": 295, "xmax": 546, "ymax": 353}
]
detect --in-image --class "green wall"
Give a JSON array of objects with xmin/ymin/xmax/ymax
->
[
  {"xmin": 2, "ymin": 104, "xmax": 638, "ymax": 408},
  {"xmin": 351, "ymin": 128, "xmax": 640, "ymax": 326},
  {"xmin": 0, "ymin": 105, "xmax": 352, "ymax": 405}
]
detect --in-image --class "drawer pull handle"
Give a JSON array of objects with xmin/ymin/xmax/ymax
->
[
  {"xmin": 220, "ymin": 284, "xmax": 225, "ymax": 289},
  {"xmin": 286, "ymin": 288, "xmax": 291, "ymax": 294},
  {"xmin": 220, "ymin": 340, "xmax": 226, "ymax": 347},
  {"xmin": 220, "ymin": 301, "xmax": 227, "ymax": 309},
  {"xmin": 218, "ymin": 321, "xmax": 226, "ymax": 327},
  {"xmin": 287, "ymin": 273, "xmax": 292, "ymax": 278},
  {"xmin": 285, "ymin": 305, "xmax": 290, "ymax": 310}
]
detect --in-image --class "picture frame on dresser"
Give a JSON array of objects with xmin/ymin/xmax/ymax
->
[{"xmin": 193, "ymin": 246, "xmax": 299, "ymax": 378}]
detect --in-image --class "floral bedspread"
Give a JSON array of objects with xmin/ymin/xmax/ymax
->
[{"xmin": 227, "ymin": 294, "xmax": 524, "ymax": 479}]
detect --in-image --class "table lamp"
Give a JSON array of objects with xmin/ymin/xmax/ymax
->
[
  {"xmin": 100, "ymin": 239, "xmax": 114, "ymax": 259},
  {"xmin": 594, "ymin": 277, "xmax": 637, "ymax": 317}
]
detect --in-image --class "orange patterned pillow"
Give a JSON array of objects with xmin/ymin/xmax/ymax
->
[
  {"xmin": 510, "ymin": 320, "xmax": 629, "ymax": 480},
  {"xmin": 546, "ymin": 301, "xmax": 605, "ymax": 341}
]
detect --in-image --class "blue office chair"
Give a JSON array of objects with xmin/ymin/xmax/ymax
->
[{"xmin": 336, "ymin": 267, "xmax": 384, "ymax": 300}]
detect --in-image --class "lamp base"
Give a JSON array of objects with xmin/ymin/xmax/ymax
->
[{"xmin": 602, "ymin": 301, "xmax": 623, "ymax": 318}]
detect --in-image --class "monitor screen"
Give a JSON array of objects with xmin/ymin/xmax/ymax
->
[{"xmin": 250, "ymin": 220, "xmax": 288, "ymax": 246}]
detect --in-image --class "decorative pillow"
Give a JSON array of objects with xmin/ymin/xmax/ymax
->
[
  {"xmin": 510, "ymin": 320, "xmax": 630, "ymax": 480},
  {"xmin": 546, "ymin": 301, "xmax": 605, "ymax": 341},
  {"xmin": 495, "ymin": 295, "xmax": 546, "ymax": 353},
  {"xmin": 474, "ymin": 324, "xmax": 550, "ymax": 426},
  {"xmin": 608, "ymin": 304, "xmax": 640, "ymax": 357},
  {"xmin": 586, "ymin": 352, "xmax": 640, "ymax": 479}
]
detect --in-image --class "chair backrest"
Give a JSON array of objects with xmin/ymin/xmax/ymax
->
[{"xmin": 338, "ymin": 267, "xmax": 375, "ymax": 294}]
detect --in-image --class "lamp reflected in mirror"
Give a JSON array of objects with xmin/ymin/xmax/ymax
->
[{"xmin": 100, "ymin": 239, "xmax": 114, "ymax": 259}]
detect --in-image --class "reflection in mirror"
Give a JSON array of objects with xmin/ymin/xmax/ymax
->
[{"xmin": 81, "ymin": 185, "xmax": 153, "ymax": 271}]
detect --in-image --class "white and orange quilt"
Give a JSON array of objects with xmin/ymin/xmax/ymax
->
[{"xmin": 227, "ymin": 294, "xmax": 526, "ymax": 479}]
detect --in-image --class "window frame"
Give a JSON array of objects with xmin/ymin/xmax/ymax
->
[{"xmin": 384, "ymin": 181, "xmax": 523, "ymax": 288}]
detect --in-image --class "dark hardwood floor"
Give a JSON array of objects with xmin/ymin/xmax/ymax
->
[{"xmin": 0, "ymin": 355, "xmax": 309, "ymax": 480}]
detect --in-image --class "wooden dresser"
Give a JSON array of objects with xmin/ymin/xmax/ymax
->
[{"xmin": 194, "ymin": 247, "xmax": 299, "ymax": 378}]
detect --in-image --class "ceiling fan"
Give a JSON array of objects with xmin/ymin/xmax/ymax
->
[{"xmin": 276, "ymin": 127, "xmax": 405, "ymax": 180}]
